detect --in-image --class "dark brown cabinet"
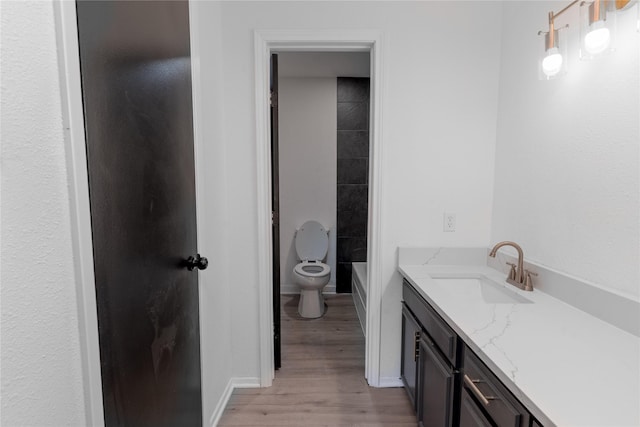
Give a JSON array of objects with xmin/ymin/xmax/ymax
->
[
  {"xmin": 401, "ymin": 279, "xmax": 542, "ymax": 427},
  {"xmin": 401, "ymin": 305, "xmax": 420, "ymax": 408},
  {"xmin": 462, "ymin": 348, "xmax": 530, "ymax": 427},
  {"xmin": 401, "ymin": 280, "xmax": 461, "ymax": 427},
  {"xmin": 418, "ymin": 334, "xmax": 456, "ymax": 427},
  {"xmin": 460, "ymin": 389, "xmax": 493, "ymax": 427}
]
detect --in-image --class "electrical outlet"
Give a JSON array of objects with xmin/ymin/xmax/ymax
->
[{"xmin": 443, "ymin": 212, "xmax": 456, "ymax": 232}]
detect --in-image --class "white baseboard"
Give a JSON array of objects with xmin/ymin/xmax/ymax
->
[
  {"xmin": 378, "ymin": 376, "xmax": 404, "ymax": 388},
  {"xmin": 208, "ymin": 378, "xmax": 234, "ymax": 427},
  {"xmin": 208, "ymin": 377, "xmax": 262, "ymax": 426},
  {"xmin": 232, "ymin": 377, "xmax": 262, "ymax": 388},
  {"xmin": 280, "ymin": 282, "xmax": 336, "ymax": 295}
]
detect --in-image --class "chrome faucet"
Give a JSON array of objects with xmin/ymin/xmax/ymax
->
[{"xmin": 489, "ymin": 241, "xmax": 536, "ymax": 291}]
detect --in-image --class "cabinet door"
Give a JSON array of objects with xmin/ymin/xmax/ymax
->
[
  {"xmin": 459, "ymin": 389, "xmax": 492, "ymax": 427},
  {"xmin": 401, "ymin": 305, "xmax": 420, "ymax": 407},
  {"xmin": 418, "ymin": 335, "xmax": 455, "ymax": 427}
]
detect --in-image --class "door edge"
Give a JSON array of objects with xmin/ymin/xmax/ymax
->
[{"xmin": 53, "ymin": 2, "xmax": 105, "ymax": 425}]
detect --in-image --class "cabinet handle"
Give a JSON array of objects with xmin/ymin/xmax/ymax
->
[
  {"xmin": 414, "ymin": 331, "xmax": 420, "ymax": 361},
  {"xmin": 464, "ymin": 374, "xmax": 497, "ymax": 406}
]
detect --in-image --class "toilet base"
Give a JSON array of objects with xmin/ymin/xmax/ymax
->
[{"xmin": 298, "ymin": 289, "xmax": 325, "ymax": 318}]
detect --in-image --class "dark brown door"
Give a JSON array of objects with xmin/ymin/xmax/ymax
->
[
  {"xmin": 270, "ymin": 53, "xmax": 281, "ymax": 369},
  {"xmin": 76, "ymin": 1, "xmax": 203, "ymax": 425}
]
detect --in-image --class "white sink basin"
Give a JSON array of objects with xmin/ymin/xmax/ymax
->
[{"xmin": 430, "ymin": 274, "xmax": 533, "ymax": 304}]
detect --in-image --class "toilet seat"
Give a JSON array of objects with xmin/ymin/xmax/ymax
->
[
  {"xmin": 295, "ymin": 221, "xmax": 329, "ymax": 262},
  {"xmin": 294, "ymin": 261, "xmax": 330, "ymax": 277}
]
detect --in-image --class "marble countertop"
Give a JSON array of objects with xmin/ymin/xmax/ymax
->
[{"xmin": 398, "ymin": 263, "xmax": 640, "ymax": 427}]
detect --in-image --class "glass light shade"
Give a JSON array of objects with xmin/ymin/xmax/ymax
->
[
  {"xmin": 539, "ymin": 30, "xmax": 567, "ymax": 80},
  {"xmin": 584, "ymin": 22, "xmax": 611, "ymax": 54},
  {"xmin": 542, "ymin": 48, "xmax": 564, "ymax": 77},
  {"xmin": 580, "ymin": 0, "xmax": 617, "ymax": 59}
]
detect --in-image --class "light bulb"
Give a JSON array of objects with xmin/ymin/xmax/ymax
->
[
  {"xmin": 542, "ymin": 48, "xmax": 563, "ymax": 77},
  {"xmin": 584, "ymin": 25, "xmax": 610, "ymax": 54}
]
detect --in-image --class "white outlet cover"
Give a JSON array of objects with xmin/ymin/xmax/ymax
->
[{"xmin": 443, "ymin": 212, "xmax": 456, "ymax": 232}]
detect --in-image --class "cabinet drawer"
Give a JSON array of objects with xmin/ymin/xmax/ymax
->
[
  {"xmin": 460, "ymin": 388, "xmax": 493, "ymax": 427},
  {"xmin": 403, "ymin": 279, "xmax": 458, "ymax": 366},
  {"xmin": 463, "ymin": 348, "xmax": 529, "ymax": 427}
]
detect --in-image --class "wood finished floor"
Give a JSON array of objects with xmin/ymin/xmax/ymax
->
[{"xmin": 218, "ymin": 294, "xmax": 416, "ymax": 426}]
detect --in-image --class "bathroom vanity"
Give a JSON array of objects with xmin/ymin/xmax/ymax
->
[
  {"xmin": 402, "ymin": 279, "xmax": 534, "ymax": 427},
  {"xmin": 398, "ymin": 248, "xmax": 640, "ymax": 427}
]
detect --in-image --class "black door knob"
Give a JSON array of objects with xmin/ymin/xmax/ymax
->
[{"xmin": 185, "ymin": 254, "xmax": 208, "ymax": 271}]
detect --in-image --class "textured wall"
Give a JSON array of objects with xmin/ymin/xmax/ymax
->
[
  {"xmin": 492, "ymin": 1, "xmax": 640, "ymax": 300},
  {"xmin": 1, "ymin": 1, "xmax": 87, "ymax": 425}
]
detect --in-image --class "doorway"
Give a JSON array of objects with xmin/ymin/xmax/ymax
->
[
  {"xmin": 254, "ymin": 31, "xmax": 385, "ymax": 387},
  {"xmin": 271, "ymin": 52, "xmax": 371, "ymax": 369}
]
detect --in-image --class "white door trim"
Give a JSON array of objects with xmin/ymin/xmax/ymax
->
[
  {"xmin": 53, "ymin": 2, "xmax": 211, "ymax": 424},
  {"xmin": 187, "ymin": 3, "xmax": 213, "ymax": 424},
  {"xmin": 253, "ymin": 29, "xmax": 385, "ymax": 387},
  {"xmin": 53, "ymin": 3, "xmax": 105, "ymax": 425}
]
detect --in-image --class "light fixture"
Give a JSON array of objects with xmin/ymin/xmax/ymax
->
[
  {"xmin": 542, "ymin": 46, "xmax": 564, "ymax": 77},
  {"xmin": 540, "ymin": 27, "xmax": 567, "ymax": 79},
  {"xmin": 580, "ymin": 0, "xmax": 617, "ymax": 59},
  {"xmin": 538, "ymin": 0, "xmax": 636, "ymax": 79},
  {"xmin": 538, "ymin": 6, "xmax": 574, "ymax": 80}
]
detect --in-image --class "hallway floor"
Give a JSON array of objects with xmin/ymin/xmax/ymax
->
[{"xmin": 218, "ymin": 294, "xmax": 416, "ymax": 426}]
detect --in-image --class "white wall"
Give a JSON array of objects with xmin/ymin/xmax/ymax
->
[
  {"xmin": 190, "ymin": 2, "xmax": 234, "ymax": 424},
  {"xmin": 492, "ymin": 1, "xmax": 640, "ymax": 300},
  {"xmin": 217, "ymin": 1, "xmax": 503, "ymax": 383},
  {"xmin": 1, "ymin": 1, "xmax": 87, "ymax": 425},
  {"xmin": 278, "ymin": 77, "xmax": 337, "ymax": 293}
]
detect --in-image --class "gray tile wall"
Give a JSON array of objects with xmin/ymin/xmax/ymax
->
[{"xmin": 336, "ymin": 77, "xmax": 370, "ymax": 293}]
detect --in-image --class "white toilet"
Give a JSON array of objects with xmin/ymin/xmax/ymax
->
[{"xmin": 293, "ymin": 220, "xmax": 331, "ymax": 318}]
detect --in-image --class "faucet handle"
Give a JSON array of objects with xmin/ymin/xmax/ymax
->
[
  {"xmin": 523, "ymin": 269, "xmax": 538, "ymax": 291},
  {"xmin": 506, "ymin": 262, "xmax": 517, "ymax": 281}
]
